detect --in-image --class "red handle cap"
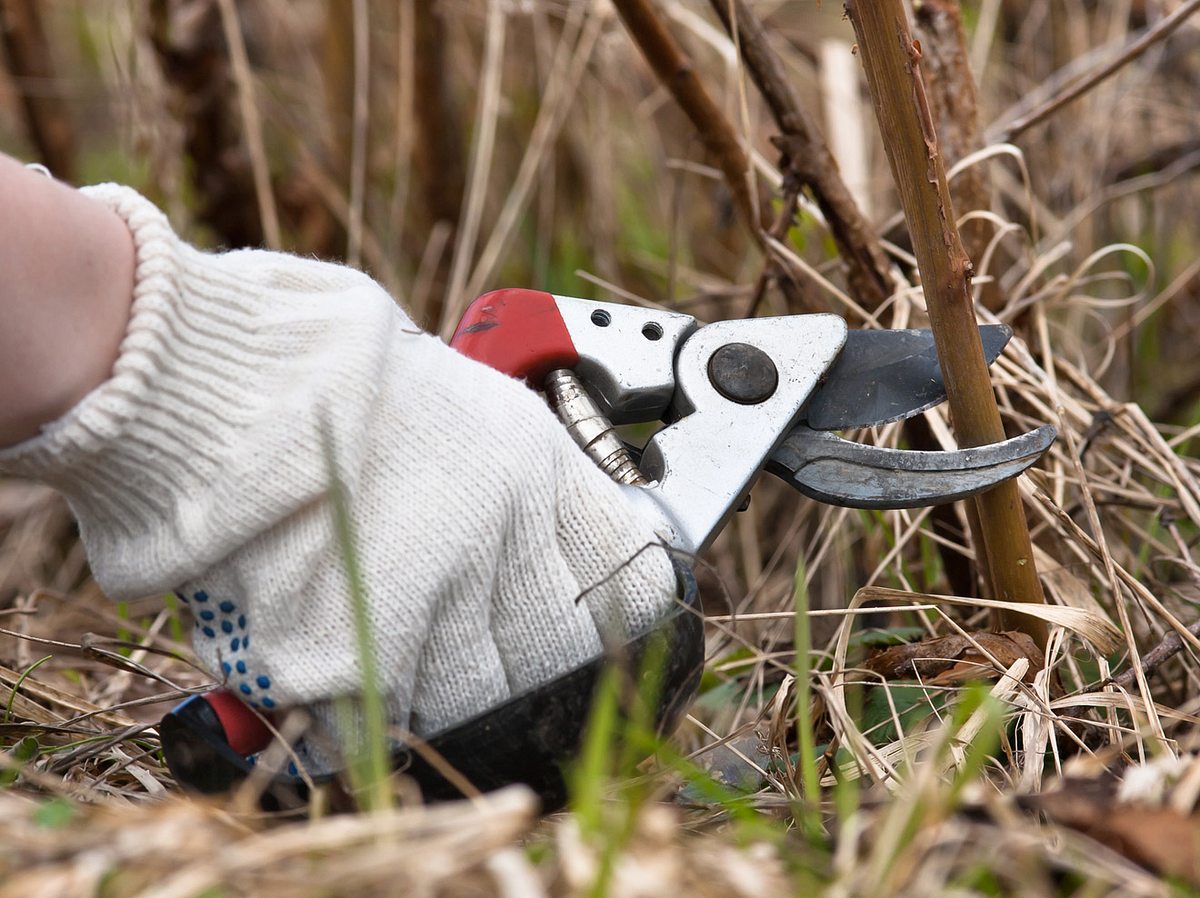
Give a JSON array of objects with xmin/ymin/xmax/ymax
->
[
  {"xmin": 204, "ymin": 690, "xmax": 274, "ymax": 756},
  {"xmin": 450, "ymin": 289, "xmax": 579, "ymax": 384}
]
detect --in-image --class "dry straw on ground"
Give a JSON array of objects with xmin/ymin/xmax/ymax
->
[{"xmin": 3, "ymin": 2, "xmax": 1200, "ymax": 895}]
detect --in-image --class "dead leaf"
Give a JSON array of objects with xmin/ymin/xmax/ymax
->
[
  {"xmin": 863, "ymin": 631, "xmax": 1044, "ymax": 686},
  {"xmin": 1033, "ymin": 787, "xmax": 1200, "ymax": 885}
]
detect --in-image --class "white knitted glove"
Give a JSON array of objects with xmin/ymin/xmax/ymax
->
[{"xmin": 0, "ymin": 185, "xmax": 678, "ymax": 757}]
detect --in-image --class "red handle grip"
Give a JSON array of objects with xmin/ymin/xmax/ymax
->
[
  {"xmin": 450, "ymin": 289, "xmax": 579, "ymax": 384},
  {"xmin": 204, "ymin": 689, "xmax": 273, "ymax": 756}
]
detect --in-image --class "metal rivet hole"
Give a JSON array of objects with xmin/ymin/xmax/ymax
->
[
  {"xmin": 590, "ymin": 309, "xmax": 611, "ymax": 327},
  {"xmin": 641, "ymin": 322, "xmax": 663, "ymax": 341}
]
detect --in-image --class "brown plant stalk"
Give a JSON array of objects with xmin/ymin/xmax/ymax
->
[
  {"xmin": 906, "ymin": 0, "xmax": 1004, "ymax": 596},
  {"xmin": 844, "ymin": 0, "xmax": 1047, "ymax": 647}
]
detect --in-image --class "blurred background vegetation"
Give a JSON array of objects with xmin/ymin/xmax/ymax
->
[{"xmin": 4, "ymin": 2, "xmax": 1200, "ymax": 894}]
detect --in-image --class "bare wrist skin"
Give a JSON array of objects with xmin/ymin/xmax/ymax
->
[{"xmin": 0, "ymin": 153, "xmax": 135, "ymax": 448}]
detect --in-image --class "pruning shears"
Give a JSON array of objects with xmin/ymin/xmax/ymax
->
[{"xmin": 159, "ymin": 289, "xmax": 1055, "ymax": 809}]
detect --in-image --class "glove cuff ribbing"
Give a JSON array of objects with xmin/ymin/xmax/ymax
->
[{"xmin": 0, "ymin": 185, "xmax": 405, "ymax": 597}]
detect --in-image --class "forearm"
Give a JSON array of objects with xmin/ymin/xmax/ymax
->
[{"xmin": 0, "ymin": 152, "xmax": 135, "ymax": 447}]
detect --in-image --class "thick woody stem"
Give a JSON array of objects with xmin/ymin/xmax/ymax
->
[
  {"xmin": 909, "ymin": 0, "xmax": 1002, "ymax": 594},
  {"xmin": 845, "ymin": 0, "xmax": 1047, "ymax": 647},
  {"xmin": 708, "ymin": 0, "xmax": 893, "ymax": 313}
]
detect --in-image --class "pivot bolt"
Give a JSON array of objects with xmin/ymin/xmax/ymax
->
[{"xmin": 707, "ymin": 343, "xmax": 778, "ymax": 405}]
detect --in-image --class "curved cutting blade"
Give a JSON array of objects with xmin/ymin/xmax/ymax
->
[
  {"xmin": 766, "ymin": 424, "xmax": 1056, "ymax": 509},
  {"xmin": 803, "ymin": 325, "xmax": 1012, "ymax": 431}
]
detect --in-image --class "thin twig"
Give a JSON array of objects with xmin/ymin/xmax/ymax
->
[
  {"xmin": 745, "ymin": 182, "xmax": 800, "ymax": 317},
  {"xmin": 346, "ymin": 0, "xmax": 369, "ymax": 268},
  {"xmin": 610, "ymin": 0, "xmax": 767, "ymax": 245},
  {"xmin": 1109, "ymin": 619, "xmax": 1200, "ymax": 692},
  {"xmin": 215, "ymin": 0, "xmax": 281, "ymax": 249},
  {"xmin": 459, "ymin": 5, "xmax": 601, "ymax": 323},
  {"xmin": 708, "ymin": 0, "xmax": 892, "ymax": 312},
  {"xmin": 404, "ymin": 0, "xmax": 463, "ymax": 326},
  {"xmin": 443, "ymin": 0, "xmax": 505, "ymax": 331},
  {"xmin": 996, "ymin": 0, "xmax": 1200, "ymax": 143},
  {"xmin": 387, "ymin": 0, "xmax": 416, "ymax": 264}
]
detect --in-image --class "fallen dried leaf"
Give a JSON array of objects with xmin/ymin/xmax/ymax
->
[
  {"xmin": 1033, "ymin": 787, "xmax": 1200, "ymax": 885},
  {"xmin": 863, "ymin": 631, "xmax": 1044, "ymax": 686}
]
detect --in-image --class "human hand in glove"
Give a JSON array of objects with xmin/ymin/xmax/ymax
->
[{"xmin": 0, "ymin": 156, "xmax": 678, "ymax": 765}]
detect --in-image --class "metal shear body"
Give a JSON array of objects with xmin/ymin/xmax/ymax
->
[{"xmin": 452, "ymin": 289, "xmax": 1054, "ymax": 552}]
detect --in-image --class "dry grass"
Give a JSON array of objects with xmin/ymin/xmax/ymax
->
[{"xmin": 4, "ymin": 1, "xmax": 1200, "ymax": 895}]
